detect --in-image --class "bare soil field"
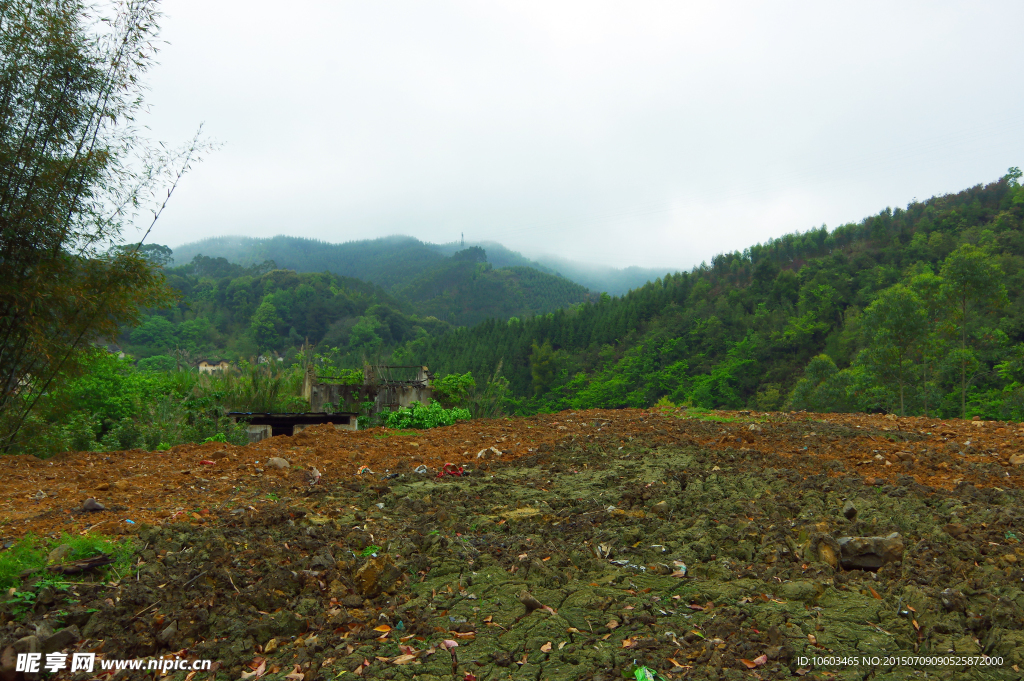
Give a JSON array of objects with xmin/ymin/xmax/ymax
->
[{"xmin": 2, "ymin": 409, "xmax": 1023, "ymax": 680}]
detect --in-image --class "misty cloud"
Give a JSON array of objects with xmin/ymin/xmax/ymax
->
[{"xmin": 139, "ymin": 0, "xmax": 1024, "ymax": 269}]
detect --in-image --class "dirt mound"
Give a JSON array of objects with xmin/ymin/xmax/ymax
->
[{"xmin": 2, "ymin": 409, "xmax": 1024, "ymax": 679}]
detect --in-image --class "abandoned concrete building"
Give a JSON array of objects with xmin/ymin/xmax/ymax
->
[
  {"xmin": 230, "ymin": 365, "xmax": 433, "ymax": 442},
  {"xmin": 197, "ymin": 359, "xmax": 230, "ymax": 374}
]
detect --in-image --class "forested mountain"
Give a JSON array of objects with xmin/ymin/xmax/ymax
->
[
  {"xmin": 393, "ymin": 247, "xmax": 592, "ymax": 326},
  {"xmin": 125, "ymin": 255, "xmax": 442, "ymax": 365},
  {"xmin": 394, "ymin": 170, "xmax": 1024, "ymax": 421},
  {"xmin": 123, "ymin": 245, "xmax": 591, "ymax": 364},
  {"xmin": 170, "ymin": 235, "xmax": 447, "ymax": 291},
  {"xmin": 172, "ymin": 234, "xmax": 665, "ymax": 296}
]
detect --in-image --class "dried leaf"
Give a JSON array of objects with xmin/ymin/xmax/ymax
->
[
  {"xmin": 391, "ymin": 654, "xmax": 418, "ymax": 665},
  {"xmin": 374, "ymin": 625, "xmax": 392, "ymax": 633},
  {"xmin": 448, "ymin": 631, "xmax": 476, "ymax": 640},
  {"xmin": 284, "ymin": 664, "xmax": 304, "ymax": 681},
  {"xmin": 752, "ymin": 654, "xmax": 768, "ymax": 666},
  {"xmin": 442, "ymin": 640, "xmax": 459, "ymax": 650},
  {"xmin": 741, "ymin": 659, "xmax": 758, "ymax": 669},
  {"xmin": 240, "ymin": 659, "xmax": 266, "ymax": 680},
  {"xmin": 540, "ymin": 642, "xmax": 552, "ymax": 653},
  {"xmin": 606, "ymin": 620, "xmax": 619, "ymax": 630},
  {"xmin": 869, "ymin": 587, "xmax": 881, "ymax": 600},
  {"xmin": 483, "ymin": 615, "xmax": 493, "ymax": 624},
  {"xmin": 621, "ymin": 637, "xmax": 638, "ymax": 649}
]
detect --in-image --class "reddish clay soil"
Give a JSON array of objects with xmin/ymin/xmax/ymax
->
[{"xmin": 2, "ymin": 409, "xmax": 1021, "ymax": 542}]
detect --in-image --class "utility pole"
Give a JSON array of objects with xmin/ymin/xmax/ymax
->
[{"xmin": 461, "ymin": 232, "xmax": 464, "ymax": 248}]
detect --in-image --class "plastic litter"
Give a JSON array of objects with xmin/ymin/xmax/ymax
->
[
  {"xmin": 384, "ymin": 472, "xmax": 400, "ymax": 480},
  {"xmin": 199, "ymin": 460, "xmax": 216, "ymax": 466},
  {"xmin": 414, "ymin": 465, "xmax": 429, "ymax": 475},
  {"xmin": 437, "ymin": 463, "xmax": 464, "ymax": 478},
  {"xmin": 124, "ymin": 519, "xmax": 135, "ymax": 524},
  {"xmin": 633, "ymin": 666, "xmax": 669, "ymax": 681},
  {"xmin": 357, "ymin": 466, "xmax": 374, "ymax": 475}
]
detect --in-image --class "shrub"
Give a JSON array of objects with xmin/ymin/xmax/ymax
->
[{"xmin": 382, "ymin": 401, "xmax": 471, "ymax": 429}]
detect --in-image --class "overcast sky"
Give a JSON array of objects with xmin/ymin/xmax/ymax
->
[{"xmin": 138, "ymin": 0, "xmax": 1024, "ymax": 270}]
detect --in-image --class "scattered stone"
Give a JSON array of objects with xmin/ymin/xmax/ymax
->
[
  {"xmin": 95, "ymin": 483, "xmax": 110, "ymax": 491},
  {"xmin": 47, "ymin": 544, "xmax": 74, "ymax": 564},
  {"xmin": 650, "ymin": 501, "xmax": 670, "ymax": 517},
  {"xmin": 11, "ymin": 635, "xmax": 39, "ymax": 656},
  {"xmin": 157, "ymin": 620, "xmax": 177, "ymax": 644},
  {"xmin": 210, "ymin": 450, "xmax": 229, "ymax": 460},
  {"xmin": 812, "ymin": 535, "xmax": 841, "ymax": 569},
  {"xmin": 41, "ymin": 626, "xmax": 80, "ymax": 654},
  {"xmin": 837, "ymin": 532, "xmax": 904, "ymax": 570},
  {"xmin": 943, "ymin": 523, "xmax": 967, "ymax": 539},
  {"xmin": 747, "ymin": 424, "xmax": 762, "ymax": 432},
  {"xmin": 842, "ymin": 501, "xmax": 857, "ymax": 520},
  {"xmin": 81, "ymin": 498, "xmax": 105, "ymax": 512},
  {"xmin": 477, "ymin": 446, "xmax": 503, "ymax": 459},
  {"xmin": 353, "ymin": 556, "xmax": 401, "ymax": 597},
  {"xmin": 1009, "ymin": 453, "xmax": 1024, "ymax": 466},
  {"xmin": 113, "ymin": 480, "xmax": 130, "ymax": 491},
  {"xmin": 32, "ymin": 490, "xmax": 46, "ymax": 501},
  {"xmin": 267, "ymin": 457, "xmax": 290, "ymax": 469},
  {"xmin": 939, "ymin": 588, "xmax": 966, "ymax": 612},
  {"xmin": 264, "ymin": 638, "xmax": 279, "ymax": 654}
]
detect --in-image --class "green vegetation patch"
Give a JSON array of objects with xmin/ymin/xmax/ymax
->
[{"xmin": 382, "ymin": 401, "xmax": 471, "ymax": 429}]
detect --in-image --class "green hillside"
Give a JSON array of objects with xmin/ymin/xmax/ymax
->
[
  {"xmin": 170, "ymin": 235, "xmax": 446, "ymax": 291},
  {"xmin": 171, "ymin": 234, "xmax": 664, "ymax": 296},
  {"xmin": 123, "ymin": 244, "xmax": 591, "ymax": 364},
  {"xmin": 124, "ymin": 255, "xmax": 446, "ymax": 365},
  {"xmin": 397, "ymin": 169, "xmax": 1024, "ymax": 421},
  {"xmin": 394, "ymin": 247, "xmax": 593, "ymax": 326}
]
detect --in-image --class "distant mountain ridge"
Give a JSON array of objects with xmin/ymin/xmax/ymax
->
[
  {"xmin": 168, "ymin": 236, "xmax": 595, "ymax": 327},
  {"xmin": 170, "ymin": 235, "xmax": 666, "ymax": 295}
]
